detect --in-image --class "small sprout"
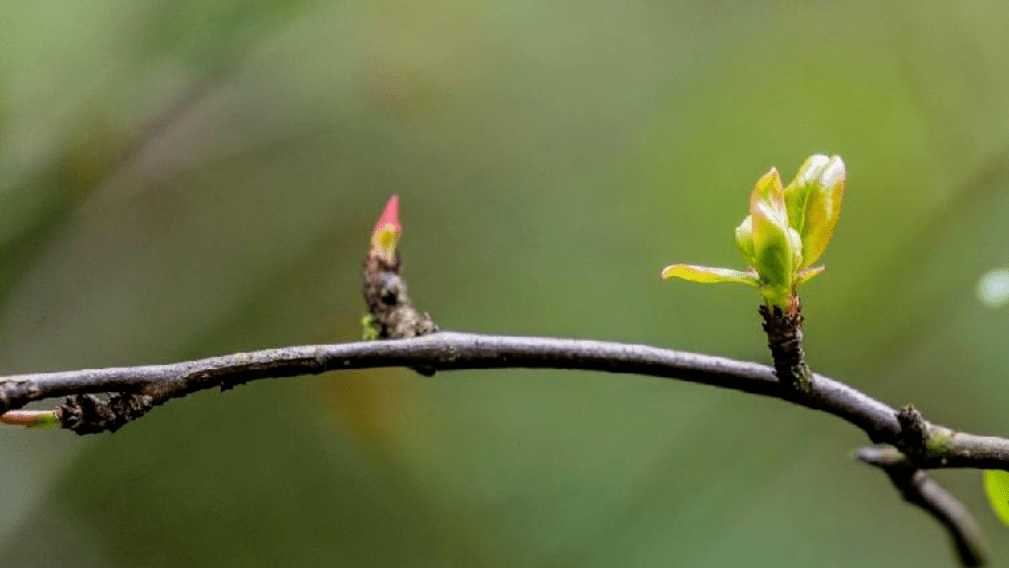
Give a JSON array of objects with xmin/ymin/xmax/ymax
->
[
  {"xmin": 0, "ymin": 410, "xmax": 60, "ymax": 429},
  {"xmin": 361, "ymin": 314, "xmax": 380, "ymax": 341},
  {"xmin": 370, "ymin": 195, "xmax": 402, "ymax": 264},
  {"xmin": 662, "ymin": 155, "xmax": 845, "ymax": 307}
]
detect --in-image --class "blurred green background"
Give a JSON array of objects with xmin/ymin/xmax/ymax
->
[{"xmin": 2, "ymin": 0, "xmax": 1009, "ymax": 566}]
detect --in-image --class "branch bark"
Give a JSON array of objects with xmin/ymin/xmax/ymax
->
[
  {"xmin": 0, "ymin": 202, "xmax": 1003, "ymax": 566},
  {"xmin": 760, "ymin": 298, "xmax": 987, "ymax": 567},
  {"xmin": 0, "ymin": 332, "xmax": 1000, "ymax": 563},
  {"xmin": 860, "ymin": 445, "xmax": 988, "ymax": 567},
  {"xmin": 0, "ymin": 331, "xmax": 1004, "ymax": 469}
]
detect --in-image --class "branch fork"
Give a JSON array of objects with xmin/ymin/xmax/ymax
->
[{"xmin": 759, "ymin": 298, "xmax": 987, "ymax": 567}]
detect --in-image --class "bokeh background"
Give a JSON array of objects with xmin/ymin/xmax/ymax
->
[{"xmin": 2, "ymin": 1, "xmax": 1009, "ymax": 566}]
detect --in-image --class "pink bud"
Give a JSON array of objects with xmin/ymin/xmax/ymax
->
[
  {"xmin": 373, "ymin": 194, "xmax": 401, "ymax": 237},
  {"xmin": 370, "ymin": 195, "xmax": 402, "ymax": 263}
]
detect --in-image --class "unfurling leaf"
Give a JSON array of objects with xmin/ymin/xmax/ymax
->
[
  {"xmin": 795, "ymin": 265, "xmax": 825, "ymax": 286},
  {"xmin": 735, "ymin": 215, "xmax": 756, "ymax": 264},
  {"xmin": 660, "ymin": 264, "xmax": 758, "ymax": 286},
  {"xmin": 660, "ymin": 154, "xmax": 844, "ymax": 307},
  {"xmin": 784, "ymin": 154, "xmax": 830, "ymax": 236},
  {"xmin": 749, "ymin": 167, "xmax": 787, "ymax": 214},
  {"xmin": 748, "ymin": 168, "xmax": 803, "ymax": 306},
  {"xmin": 784, "ymin": 154, "xmax": 845, "ymax": 267},
  {"xmin": 750, "ymin": 199, "xmax": 795, "ymax": 286}
]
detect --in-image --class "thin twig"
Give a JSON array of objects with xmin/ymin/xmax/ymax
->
[
  {"xmin": 0, "ymin": 215, "xmax": 1001, "ymax": 565},
  {"xmin": 0, "ymin": 332, "xmax": 781, "ymax": 417},
  {"xmin": 0, "ymin": 334, "xmax": 999, "ymax": 563},
  {"xmin": 0, "ymin": 331, "xmax": 1003, "ymax": 470},
  {"xmin": 859, "ymin": 445, "xmax": 987, "ymax": 567},
  {"xmin": 900, "ymin": 470, "xmax": 986, "ymax": 568},
  {"xmin": 761, "ymin": 299, "xmax": 987, "ymax": 566}
]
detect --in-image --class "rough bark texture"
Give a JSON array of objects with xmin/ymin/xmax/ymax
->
[
  {"xmin": 57, "ymin": 392, "xmax": 155, "ymax": 435},
  {"xmin": 759, "ymin": 297, "xmax": 986, "ymax": 566},
  {"xmin": 363, "ymin": 253, "xmax": 437, "ymax": 340},
  {"xmin": 0, "ymin": 233, "xmax": 998, "ymax": 565},
  {"xmin": 897, "ymin": 404, "xmax": 929, "ymax": 464},
  {"xmin": 759, "ymin": 300, "xmax": 812, "ymax": 395}
]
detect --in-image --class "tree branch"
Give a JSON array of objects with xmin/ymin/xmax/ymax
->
[
  {"xmin": 900, "ymin": 470, "xmax": 986, "ymax": 568},
  {"xmin": 0, "ymin": 330, "xmax": 1003, "ymax": 471},
  {"xmin": 3, "ymin": 332, "xmax": 782, "ymax": 419},
  {"xmin": 760, "ymin": 299, "xmax": 988, "ymax": 567},
  {"xmin": 0, "ymin": 332, "xmax": 1000, "ymax": 563},
  {"xmin": 859, "ymin": 445, "xmax": 987, "ymax": 567},
  {"xmin": 0, "ymin": 196, "xmax": 1003, "ymax": 565}
]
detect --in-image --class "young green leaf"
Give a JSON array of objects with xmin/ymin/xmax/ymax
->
[
  {"xmin": 660, "ymin": 264, "xmax": 758, "ymax": 286},
  {"xmin": 795, "ymin": 265, "xmax": 825, "ymax": 286},
  {"xmin": 783, "ymin": 154, "xmax": 829, "ymax": 236},
  {"xmin": 660, "ymin": 154, "xmax": 844, "ymax": 307},
  {"xmin": 784, "ymin": 155, "xmax": 845, "ymax": 267},
  {"xmin": 735, "ymin": 215, "xmax": 756, "ymax": 264},
  {"xmin": 748, "ymin": 168, "xmax": 802, "ymax": 304},
  {"xmin": 749, "ymin": 167, "xmax": 787, "ymax": 214}
]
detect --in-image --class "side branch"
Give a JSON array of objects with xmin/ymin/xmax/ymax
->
[
  {"xmin": 902, "ymin": 471, "xmax": 986, "ymax": 568},
  {"xmin": 860, "ymin": 445, "xmax": 988, "ymax": 567},
  {"xmin": 759, "ymin": 300, "xmax": 991, "ymax": 566}
]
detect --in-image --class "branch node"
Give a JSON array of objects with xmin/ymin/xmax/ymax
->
[
  {"xmin": 898, "ymin": 404, "xmax": 929, "ymax": 464},
  {"xmin": 363, "ymin": 254, "xmax": 438, "ymax": 340},
  {"xmin": 363, "ymin": 250, "xmax": 438, "ymax": 376},
  {"xmin": 56, "ymin": 392, "xmax": 155, "ymax": 435}
]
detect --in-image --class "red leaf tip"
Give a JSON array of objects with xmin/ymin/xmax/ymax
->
[
  {"xmin": 373, "ymin": 194, "xmax": 401, "ymax": 236},
  {"xmin": 370, "ymin": 195, "xmax": 402, "ymax": 262}
]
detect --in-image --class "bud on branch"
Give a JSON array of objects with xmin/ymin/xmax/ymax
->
[{"xmin": 661, "ymin": 154, "xmax": 845, "ymax": 307}]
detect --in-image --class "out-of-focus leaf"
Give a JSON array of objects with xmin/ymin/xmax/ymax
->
[{"xmin": 984, "ymin": 470, "xmax": 1009, "ymax": 527}]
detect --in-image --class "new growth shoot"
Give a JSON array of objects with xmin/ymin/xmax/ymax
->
[{"xmin": 661, "ymin": 155, "xmax": 845, "ymax": 308}]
